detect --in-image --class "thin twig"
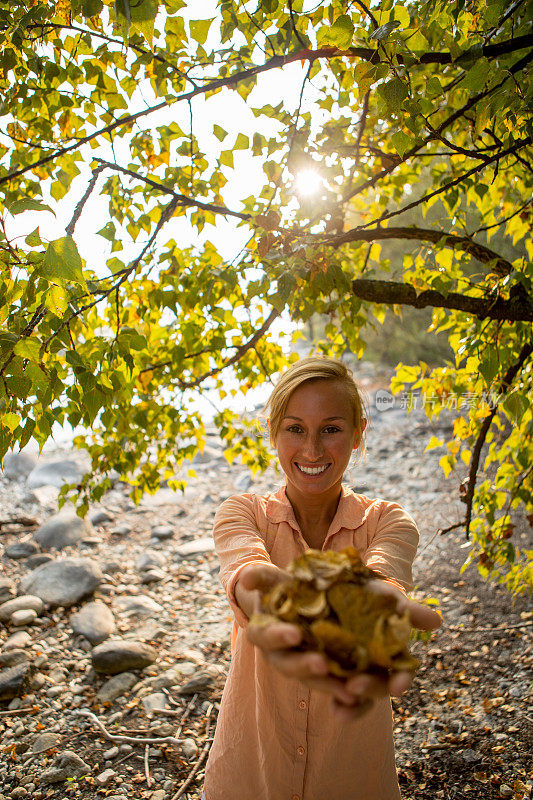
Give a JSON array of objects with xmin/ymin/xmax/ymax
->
[
  {"xmin": 65, "ymin": 164, "xmax": 104, "ymax": 236},
  {"xmin": 144, "ymin": 743, "xmax": 152, "ymax": 788},
  {"xmin": 170, "ymin": 703, "xmax": 214, "ymax": 800},
  {"xmin": 448, "ymin": 620, "xmax": 533, "ymax": 632},
  {"xmin": 74, "ymin": 709, "xmax": 182, "ymax": 746}
]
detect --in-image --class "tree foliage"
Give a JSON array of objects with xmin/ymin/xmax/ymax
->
[{"xmin": 0, "ymin": 0, "xmax": 532, "ymax": 591}]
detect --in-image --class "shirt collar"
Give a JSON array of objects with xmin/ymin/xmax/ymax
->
[{"xmin": 265, "ymin": 484, "xmax": 367, "ymax": 537}]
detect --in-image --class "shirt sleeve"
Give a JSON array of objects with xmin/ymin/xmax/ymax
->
[
  {"xmin": 363, "ymin": 501, "xmax": 419, "ymax": 593},
  {"xmin": 213, "ymin": 493, "xmax": 273, "ymax": 628}
]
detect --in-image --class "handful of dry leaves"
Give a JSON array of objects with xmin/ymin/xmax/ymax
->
[{"xmin": 252, "ymin": 547, "xmax": 419, "ymax": 678}]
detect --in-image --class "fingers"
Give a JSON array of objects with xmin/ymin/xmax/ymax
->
[
  {"xmin": 331, "ymin": 696, "xmax": 374, "ymax": 721},
  {"xmin": 247, "ymin": 619, "xmax": 302, "ymax": 651},
  {"xmin": 239, "ymin": 563, "xmax": 290, "ymax": 593},
  {"xmin": 367, "ymin": 579, "xmax": 442, "ymax": 631},
  {"xmin": 345, "ymin": 670, "xmax": 413, "ymax": 700}
]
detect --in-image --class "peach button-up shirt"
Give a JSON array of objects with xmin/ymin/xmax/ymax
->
[{"xmin": 204, "ymin": 485, "xmax": 419, "ymax": 800}]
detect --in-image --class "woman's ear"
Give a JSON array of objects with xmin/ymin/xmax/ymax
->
[{"xmin": 353, "ymin": 418, "xmax": 367, "ymax": 449}]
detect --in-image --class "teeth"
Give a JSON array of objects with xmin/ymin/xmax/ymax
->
[{"xmin": 297, "ymin": 464, "xmax": 329, "ymax": 475}]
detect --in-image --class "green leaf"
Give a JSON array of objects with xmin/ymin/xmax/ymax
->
[
  {"xmin": 390, "ymin": 131, "xmax": 411, "ymax": 157},
  {"xmin": 479, "ymin": 348, "xmax": 499, "ymax": 385},
  {"xmin": 219, "ymin": 150, "xmax": 234, "ymax": 168},
  {"xmin": 25, "ymin": 227, "xmax": 42, "ymax": 247},
  {"xmin": 318, "ymin": 15, "xmax": 354, "ymax": 49},
  {"xmin": 190, "ymin": 18, "xmax": 213, "ymax": 45},
  {"xmin": 45, "ymin": 284, "xmax": 69, "ymax": 316},
  {"xmin": 40, "ymin": 237, "xmax": 86, "ymax": 287},
  {"xmin": 82, "ymin": 0, "xmax": 104, "ymax": 16},
  {"xmin": 378, "ymin": 79, "xmax": 409, "ymax": 111},
  {"xmin": 8, "ymin": 198, "xmax": 54, "ymax": 216},
  {"xmin": 213, "ymin": 124, "xmax": 227, "ymax": 141},
  {"xmin": 371, "ymin": 21, "xmax": 401, "ymax": 40},
  {"xmin": 14, "ymin": 338, "xmax": 41, "ymax": 362}
]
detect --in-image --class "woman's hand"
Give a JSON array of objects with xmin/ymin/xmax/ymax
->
[
  {"xmin": 336, "ymin": 580, "xmax": 442, "ymax": 721},
  {"xmin": 239, "ymin": 564, "xmax": 358, "ymax": 707},
  {"xmin": 239, "ymin": 567, "xmax": 442, "ymax": 719}
]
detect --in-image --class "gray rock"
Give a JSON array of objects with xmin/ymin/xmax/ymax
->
[
  {"xmin": 31, "ymin": 732, "xmax": 59, "ymax": 754},
  {"xmin": 177, "ymin": 671, "xmax": 216, "ymax": 695},
  {"xmin": 0, "ymin": 595, "xmax": 44, "ymax": 622},
  {"xmin": 26, "ymin": 553, "xmax": 54, "ymax": 570},
  {"xmin": 0, "ymin": 649, "xmax": 28, "ymax": 668},
  {"xmin": 96, "ymin": 768, "xmax": 116, "ymax": 787},
  {"xmin": 103, "ymin": 746, "xmax": 119, "ymax": 759},
  {"xmin": 114, "ymin": 594, "xmax": 163, "ymax": 618},
  {"xmin": 135, "ymin": 551, "xmax": 165, "ymax": 572},
  {"xmin": 140, "ymin": 569, "xmax": 164, "ymax": 584},
  {"xmin": 1, "ymin": 631, "xmax": 31, "ymax": 651},
  {"xmin": 110, "ymin": 523, "xmax": 131, "ymax": 536},
  {"xmin": 141, "ymin": 692, "xmax": 167, "ymax": 714},
  {"xmin": 0, "ymin": 661, "xmax": 31, "ymax": 700},
  {"xmin": 27, "ymin": 459, "xmax": 85, "ymax": 490},
  {"xmin": 10, "ymin": 609, "xmax": 38, "ymax": 627},
  {"xmin": 40, "ymin": 750, "xmax": 92, "ymax": 784},
  {"xmin": 102, "ymin": 560, "xmax": 122, "ymax": 575},
  {"xmin": 4, "ymin": 541, "xmax": 39, "ymax": 559},
  {"xmin": 90, "ymin": 509, "xmax": 113, "ymax": 525},
  {"xmin": 461, "ymin": 748, "xmax": 482, "ymax": 763},
  {"xmin": 181, "ymin": 737, "xmax": 198, "ymax": 760},
  {"xmin": 92, "ymin": 639, "xmax": 157, "ymax": 674},
  {"xmin": 70, "ymin": 600, "xmax": 115, "ymax": 644},
  {"xmin": 97, "ymin": 672, "xmax": 138, "ymax": 703},
  {"xmin": 234, "ymin": 472, "xmax": 253, "ymax": 491},
  {"xmin": 0, "ymin": 578, "xmax": 14, "ymax": 604},
  {"xmin": 34, "ymin": 512, "xmax": 95, "ymax": 551},
  {"xmin": 174, "ymin": 537, "xmax": 214, "ymax": 558},
  {"xmin": 151, "ymin": 525, "xmax": 174, "ymax": 540},
  {"xmin": 2, "ymin": 451, "xmax": 37, "ymax": 480},
  {"xmin": 20, "ymin": 557, "xmax": 103, "ymax": 607}
]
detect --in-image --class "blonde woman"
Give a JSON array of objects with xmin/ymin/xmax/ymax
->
[{"xmin": 203, "ymin": 357, "xmax": 441, "ymax": 800}]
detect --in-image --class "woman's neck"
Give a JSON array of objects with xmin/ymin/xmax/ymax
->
[{"xmin": 285, "ymin": 483, "xmax": 342, "ymax": 546}]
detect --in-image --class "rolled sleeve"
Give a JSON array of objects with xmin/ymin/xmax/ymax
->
[
  {"xmin": 213, "ymin": 494, "xmax": 272, "ymax": 628},
  {"xmin": 363, "ymin": 501, "xmax": 419, "ymax": 593}
]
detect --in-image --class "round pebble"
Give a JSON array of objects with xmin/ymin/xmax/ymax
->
[{"xmin": 10, "ymin": 609, "xmax": 38, "ymax": 627}]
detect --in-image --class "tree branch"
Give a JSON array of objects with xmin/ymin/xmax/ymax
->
[
  {"xmin": 3, "ymin": 39, "xmax": 532, "ymax": 189},
  {"xmin": 175, "ymin": 308, "xmax": 281, "ymax": 389},
  {"xmin": 93, "ymin": 159, "xmax": 250, "ymax": 220},
  {"xmin": 349, "ymin": 278, "xmax": 533, "ymax": 321},
  {"xmin": 461, "ymin": 341, "xmax": 533, "ymax": 535},
  {"xmin": 322, "ymin": 224, "xmax": 513, "ymax": 276}
]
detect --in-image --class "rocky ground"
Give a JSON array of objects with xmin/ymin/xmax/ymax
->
[{"xmin": 0, "ymin": 366, "xmax": 531, "ymax": 800}]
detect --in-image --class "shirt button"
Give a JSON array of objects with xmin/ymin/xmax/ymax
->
[
  {"xmin": 297, "ymin": 745, "xmax": 305, "ymax": 756},
  {"xmin": 299, "ymin": 700, "xmax": 307, "ymax": 710}
]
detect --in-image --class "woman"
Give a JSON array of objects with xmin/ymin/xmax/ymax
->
[{"xmin": 203, "ymin": 357, "xmax": 441, "ymax": 800}]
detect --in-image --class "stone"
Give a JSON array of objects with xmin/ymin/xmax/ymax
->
[
  {"xmin": 181, "ymin": 737, "xmax": 198, "ymax": 760},
  {"xmin": 499, "ymin": 786, "xmax": 513, "ymax": 798},
  {"xmin": 140, "ymin": 569, "xmax": 164, "ymax": 584},
  {"xmin": 2, "ymin": 451, "xmax": 37, "ymax": 480},
  {"xmin": 114, "ymin": 595, "xmax": 163, "ymax": 618},
  {"xmin": 150, "ymin": 791, "xmax": 166, "ymax": 800},
  {"xmin": 102, "ymin": 560, "xmax": 122, "ymax": 574},
  {"xmin": 0, "ymin": 595, "xmax": 44, "ymax": 622},
  {"xmin": 110, "ymin": 523, "xmax": 131, "ymax": 536},
  {"xmin": 34, "ymin": 512, "xmax": 95, "ymax": 552},
  {"xmin": 103, "ymin": 746, "xmax": 119, "ymax": 759},
  {"xmin": 70, "ymin": 600, "xmax": 116, "ymax": 644},
  {"xmin": 141, "ymin": 692, "xmax": 167, "ymax": 714},
  {"xmin": 27, "ymin": 459, "xmax": 85, "ymax": 490},
  {"xmin": 90, "ymin": 509, "xmax": 113, "ymax": 525},
  {"xmin": 25, "ymin": 553, "xmax": 54, "ymax": 570},
  {"xmin": 0, "ymin": 578, "xmax": 14, "ymax": 604},
  {"xmin": 0, "ymin": 650, "xmax": 28, "ymax": 668},
  {"xmin": 176, "ymin": 671, "xmax": 216, "ymax": 695},
  {"xmin": 0, "ymin": 662, "xmax": 31, "ymax": 700},
  {"xmin": 96, "ymin": 672, "xmax": 138, "ymax": 703},
  {"xmin": 152, "ymin": 668, "xmax": 183, "ymax": 689},
  {"xmin": 151, "ymin": 525, "xmax": 174, "ymax": 540},
  {"xmin": 461, "ymin": 748, "xmax": 482, "ymax": 763},
  {"xmin": 1, "ymin": 631, "xmax": 31, "ymax": 651},
  {"xmin": 31, "ymin": 732, "xmax": 59, "ymax": 754},
  {"xmin": 92, "ymin": 640, "xmax": 157, "ymax": 674},
  {"xmin": 233, "ymin": 472, "xmax": 253, "ymax": 491},
  {"xmin": 135, "ymin": 551, "xmax": 165, "ymax": 572},
  {"xmin": 174, "ymin": 537, "xmax": 214, "ymax": 558},
  {"xmin": 4, "ymin": 541, "xmax": 39, "ymax": 559},
  {"xmin": 10, "ymin": 609, "xmax": 38, "ymax": 627},
  {"xmin": 20, "ymin": 557, "xmax": 102, "ymax": 607},
  {"xmin": 96, "ymin": 768, "xmax": 116, "ymax": 787},
  {"xmin": 40, "ymin": 750, "xmax": 92, "ymax": 784}
]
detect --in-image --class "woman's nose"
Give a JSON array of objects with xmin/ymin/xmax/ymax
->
[{"xmin": 301, "ymin": 435, "xmax": 323, "ymax": 460}]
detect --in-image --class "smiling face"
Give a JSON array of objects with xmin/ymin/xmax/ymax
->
[{"xmin": 273, "ymin": 379, "xmax": 365, "ymax": 505}]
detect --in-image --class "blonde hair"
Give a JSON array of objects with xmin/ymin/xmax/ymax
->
[{"xmin": 266, "ymin": 356, "xmax": 368, "ymax": 457}]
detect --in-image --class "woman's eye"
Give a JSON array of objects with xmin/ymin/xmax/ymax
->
[
  {"xmin": 323, "ymin": 426, "xmax": 340, "ymax": 434},
  {"xmin": 287, "ymin": 425, "xmax": 303, "ymax": 433}
]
